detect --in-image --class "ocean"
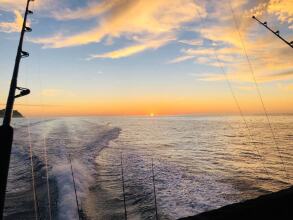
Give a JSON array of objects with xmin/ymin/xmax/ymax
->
[{"xmin": 3, "ymin": 115, "xmax": 293, "ymax": 220}]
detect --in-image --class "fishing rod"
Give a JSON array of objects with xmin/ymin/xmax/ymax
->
[
  {"xmin": 0, "ymin": 0, "xmax": 33, "ymax": 218},
  {"xmin": 68, "ymin": 154, "xmax": 81, "ymax": 220},
  {"xmin": 252, "ymin": 16, "xmax": 293, "ymax": 49}
]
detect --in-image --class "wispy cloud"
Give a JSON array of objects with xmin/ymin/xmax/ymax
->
[
  {"xmin": 278, "ymin": 83, "xmax": 293, "ymax": 91},
  {"xmin": 267, "ymin": 0, "xmax": 293, "ymax": 24},
  {"xmin": 0, "ymin": 10, "xmax": 23, "ymax": 33},
  {"xmin": 89, "ymin": 35, "xmax": 175, "ymax": 59},
  {"xmin": 31, "ymin": 0, "xmax": 205, "ymax": 59},
  {"xmin": 169, "ymin": 55, "xmax": 195, "ymax": 63},
  {"xmin": 170, "ymin": 0, "xmax": 293, "ymax": 83},
  {"xmin": 52, "ymin": 0, "xmax": 117, "ymax": 21},
  {"xmin": 0, "ymin": 0, "xmax": 28, "ymax": 11},
  {"xmin": 179, "ymin": 39, "xmax": 203, "ymax": 46},
  {"xmin": 0, "ymin": 0, "xmax": 56, "ymax": 12}
]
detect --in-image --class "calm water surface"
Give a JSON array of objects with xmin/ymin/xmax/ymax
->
[{"xmin": 4, "ymin": 115, "xmax": 293, "ymax": 219}]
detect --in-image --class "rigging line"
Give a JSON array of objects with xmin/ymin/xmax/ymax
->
[
  {"xmin": 26, "ymin": 119, "xmax": 41, "ymax": 220},
  {"xmin": 35, "ymin": 25, "xmax": 52, "ymax": 220},
  {"xmin": 194, "ymin": 7, "xmax": 270, "ymax": 177},
  {"xmin": 68, "ymin": 154, "xmax": 81, "ymax": 220},
  {"xmin": 215, "ymin": 55, "xmax": 270, "ymax": 177},
  {"xmin": 42, "ymin": 133, "xmax": 52, "ymax": 220},
  {"xmin": 151, "ymin": 158, "xmax": 159, "ymax": 220},
  {"xmin": 24, "ymin": 57, "xmax": 41, "ymax": 220},
  {"xmin": 35, "ymin": 1, "xmax": 53, "ymax": 216},
  {"xmin": 228, "ymin": 1, "xmax": 288, "ymax": 178},
  {"xmin": 120, "ymin": 152, "xmax": 128, "ymax": 220}
]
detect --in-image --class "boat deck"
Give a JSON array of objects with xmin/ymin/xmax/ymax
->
[{"xmin": 180, "ymin": 186, "xmax": 293, "ymax": 220}]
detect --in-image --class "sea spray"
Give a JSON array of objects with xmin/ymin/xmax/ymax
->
[{"xmin": 52, "ymin": 159, "xmax": 93, "ymax": 220}]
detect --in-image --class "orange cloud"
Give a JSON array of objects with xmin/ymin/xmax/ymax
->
[
  {"xmin": 0, "ymin": 0, "xmax": 56, "ymax": 12},
  {"xmin": 31, "ymin": 0, "xmax": 205, "ymax": 59},
  {"xmin": 170, "ymin": 0, "xmax": 293, "ymax": 83},
  {"xmin": 0, "ymin": 10, "xmax": 23, "ymax": 33},
  {"xmin": 90, "ymin": 35, "xmax": 175, "ymax": 59},
  {"xmin": 268, "ymin": 0, "xmax": 293, "ymax": 23}
]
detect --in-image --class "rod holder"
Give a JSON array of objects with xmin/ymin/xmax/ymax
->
[
  {"xmin": 15, "ymin": 87, "xmax": 30, "ymax": 98},
  {"xmin": 25, "ymin": 26, "xmax": 32, "ymax": 32},
  {"xmin": 20, "ymin": 51, "xmax": 29, "ymax": 58},
  {"xmin": 252, "ymin": 15, "xmax": 293, "ymax": 49}
]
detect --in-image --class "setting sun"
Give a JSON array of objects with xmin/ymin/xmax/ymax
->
[{"xmin": 150, "ymin": 113, "xmax": 155, "ymax": 117}]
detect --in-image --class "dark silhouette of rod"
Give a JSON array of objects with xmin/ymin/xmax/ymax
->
[
  {"xmin": 0, "ymin": 0, "xmax": 33, "ymax": 219},
  {"xmin": 120, "ymin": 153, "xmax": 127, "ymax": 220},
  {"xmin": 68, "ymin": 154, "xmax": 81, "ymax": 220},
  {"xmin": 252, "ymin": 16, "xmax": 293, "ymax": 49},
  {"xmin": 151, "ymin": 158, "xmax": 159, "ymax": 220}
]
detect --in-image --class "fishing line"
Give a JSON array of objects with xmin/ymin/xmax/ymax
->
[
  {"xmin": 120, "ymin": 152, "xmax": 128, "ymax": 220},
  {"xmin": 194, "ymin": 6, "xmax": 270, "ymax": 178},
  {"xmin": 148, "ymin": 117, "xmax": 160, "ymax": 219},
  {"xmin": 24, "ymin": 63, "xmax": 40, "ymax": 220},
  {"xmin": 36, "ymin": 40, "xmax": 52, "ymax": 220},
  {"xmin": 228, "ymin": 1, "xmax": 288, "ymax": 178},
  {"xmin": 60, "ymin": 135, "xmax": 82, "ymax": 220},
  {"xmin": 27, "ymin": 119, "xmax": 41, "ymax": 220},
  {"xmin": 68, "ymin": 154, "xmax": 81, "ymax": 220},
  {"xmin": 151, "ymin": 158, "xmax": 159, "ymax": 220},
  {"xmin": 42, "ymin": 134, "xmax": 52, "ymax": 220},
  {"xmin": 32, "ymin": 0, "xmax": 53, "ymax": 217}
]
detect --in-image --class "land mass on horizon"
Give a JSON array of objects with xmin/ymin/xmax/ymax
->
[{"xmin": 0, "ymin": 109, "xmax": 24, "ymax": 118}]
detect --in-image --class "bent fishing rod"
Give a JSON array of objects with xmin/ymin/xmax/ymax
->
[
  {"xmin": 252, "ymin": 16, "xmax": 293, "ymax": 49},
  {"xmin": 0, "ymin": 0, "xmax": 33, "ymax": 218}
]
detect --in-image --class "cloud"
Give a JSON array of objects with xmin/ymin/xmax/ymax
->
[
  {"xmin": 52, "ymin": 0, "xmax": 117, "ymax": 21},
  {"xmin": 90, "ymin": 35, "xmax": 175, "ymax": 59},
  {"xmin": 196, "ymin": 73, "xmax": 226, "ymax": 82},
  {"xmin": 189, "ymin": 72, "xmax": 225, "ymax": 81},
  {"xmin": 179, "ymin": 39, "xmax": 203, "ymax": 46},
  {"xmin": 0, "ymin": 0, "xmax": 28, "ymax": 11},
  {"xmin": 236, "ymin": 85, "xmax": 255, "ymax": 91},
  {"xmin": 278, "ymin": 83, "xmax": 293, "ymax": 91},
  {"xmin": 0, "ymin": 10, "xmax": 23, "ymax": 33},
  {"xmin": 0, "ymin": 0, "xmax": 61, "ymax": 34},
  {"xmin": 0, "ymin": 0, "xmax": 56, "ymax": 12},
  {"xmin": 31, "ymin": 0, "xmax": 205, "ymax": 59},
  {"xmin": 267, "ymin": 0, "xmax": 293, "ymax": 24},
  {"xmin": 260, "ymin": 69, "xmax": 293, "ymax": 82},
  {"xmin": 169, "ymin": 0, "xmax": 293, "ymax": 83},
  {"xmin": 169, "ymin": 55, "xmax": 195, "ymax": 63}
]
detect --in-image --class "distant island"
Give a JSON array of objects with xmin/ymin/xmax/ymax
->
[{"xmin": 0, "ymin": 109, "xmax": 24, "ymax": 118}]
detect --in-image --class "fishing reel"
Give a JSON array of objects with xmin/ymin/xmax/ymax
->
[{"xmin": 14, "ymin": 87, "xmax": 30, "ymax": 98}]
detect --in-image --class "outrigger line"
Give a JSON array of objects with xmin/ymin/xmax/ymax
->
[
  {"xmin": 68, "ymin": 154, "xmax": 82, "ymax": 220},
  {"xmin": 0, "ymin": 0, "xmax": 33, "ymax": 219},
  {"xmin": 120, "ymin": 153, "xmax": 128, "ymax": 220},
  {"xmin": 194, "ymin": 7, "xmax": 270, "ymax": 179},
  {"xmin": 151, "ymin": 158, "xmax": 159, "ymax": 220},
  {"xmin": 252, "ymin": 16, "xmax": 293, "ymax": 49}
]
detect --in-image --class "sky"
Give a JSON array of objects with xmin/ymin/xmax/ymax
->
[{"xmin": 0, "ymin": 0, "xmax": 293, "ymax": 116}]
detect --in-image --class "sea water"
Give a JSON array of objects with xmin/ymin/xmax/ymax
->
[{"xmin": 3, "ymin": 115, "xmax": 293, "ymax": 219}]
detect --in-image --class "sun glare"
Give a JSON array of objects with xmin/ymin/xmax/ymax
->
[{"xmin": 150, "ymin": 113, "xmax": 155, "ymax": 117}]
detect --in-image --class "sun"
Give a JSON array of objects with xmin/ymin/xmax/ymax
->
[{"xmin": 150, "ymin": 113, "xmax": 155, "ymax": 117}]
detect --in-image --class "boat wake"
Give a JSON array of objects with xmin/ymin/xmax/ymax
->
[{"xmin": 4, "ymin": 118, "xmax": 121, "ymax": 220}]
